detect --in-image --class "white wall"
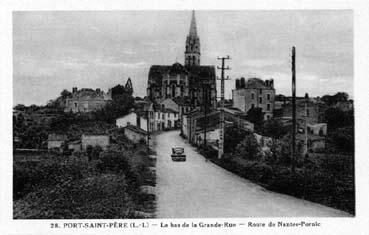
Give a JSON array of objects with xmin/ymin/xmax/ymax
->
[{"xmin": 116, "ymin": 112, "xmax": 137, "ymax": 128}]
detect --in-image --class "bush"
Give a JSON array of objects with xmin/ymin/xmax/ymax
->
[{"xmin": 235, "ymin": 134, "xmax": 260, "ymax": 160}]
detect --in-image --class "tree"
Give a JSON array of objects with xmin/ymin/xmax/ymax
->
[
  {"xmin": 322, "ymin": 92, "xmax": 349, "ymax": 106},
  {"xmin": 111, "ymin": 85, "xmax": 126, "ymax": 100},
  {"xmin": 14, "ymin": 104, "xmax": 26, "ymax": 111},
  {"xmin": 262, "ymin": 119, "xmax": 288, "ymax": 139},
  {"xmin": 333, "ymin": 92, "xmax": 349, "ymax": 102},
  {"xmin": 324, "ymin": 107, "xmax": 346, "ymax": 131},
  {"xmin": 97, "ymin": 93, "xmax": 134, "ymax": 123},
  {"xmin": 246, "ymin": 107, "xmax": 264, "ymax": 129},
  {"xmin": 235, "ymin": 133, "xmax": 260, "ymax": 160},
  {"xmin": 60, "ymin": 89, "xmax": 72, "ymax": 99},
  {"xmin": 328, "ymin": 127, "xmax": 354, "ymax": 153},
  {"xmin": 224, "ymin": 125, "xmax": 249, "ymax": 153}
]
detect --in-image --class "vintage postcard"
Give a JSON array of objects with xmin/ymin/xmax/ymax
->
[{"xmin": 1, "ymin": 0, "xmax": 368, "ymax": 235}]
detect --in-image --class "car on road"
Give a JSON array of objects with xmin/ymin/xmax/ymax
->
[{"xmin": 171, "ymin": 147, "xmax": 186, "ymax": 162}]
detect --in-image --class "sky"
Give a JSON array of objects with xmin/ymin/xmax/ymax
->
[{"xmin": 13, "ymin": 10, "xmax": 353, "ymax": 105}]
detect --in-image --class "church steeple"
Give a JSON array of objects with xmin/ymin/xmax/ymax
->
[
  {"xmin": 185, "ymin": 10, "xmax": 200, "ymax": 67},
  {"xmin": 189, "ymin": 10, "xmax": 197, "ymax": 36}
]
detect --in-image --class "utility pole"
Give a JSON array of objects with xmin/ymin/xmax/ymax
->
[
  {"xmin": 202, "ymin": 80, "xmax": 210, "ymax": 149},
  {"xmin": 304, "ymin": 93, "xmax": 309, "ymax": 156},
  {"xmin": 291, "ymin": 46, "xmax": 296, "ymax": 173},
  {"xmin": 217, "ymin": 56, "xmax": 231, "ymax": 159}
]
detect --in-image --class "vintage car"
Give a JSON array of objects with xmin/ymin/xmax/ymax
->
[{"xmin": 171, "ymin": 147, "xmax": 186, "ymax": 162}]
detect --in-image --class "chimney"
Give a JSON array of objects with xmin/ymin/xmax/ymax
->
[
  {"xmin": 72, "ymin": 87, "xmax": 77, "ymax": 93},
  {"xmin": 235, "ymin": 79, "xmax": 240, "ymax": 89},
  {"xmin": 270, "ymin": 79, "xmax": 274, "ymax": 88},
  {"xmin": 96, "ymin": 88, "xmax": 101, "ymax": 93}
]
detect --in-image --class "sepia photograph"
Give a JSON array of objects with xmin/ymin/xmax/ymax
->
[{"xmin": 11, "ymin": 9, "xmax": 355, "ymax": 220}]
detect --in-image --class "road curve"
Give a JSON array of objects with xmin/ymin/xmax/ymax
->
[{"xmin": 154, "ymin": 130, "xmax": 350, "ymax": 218}]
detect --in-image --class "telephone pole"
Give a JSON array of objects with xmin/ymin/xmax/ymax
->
[
  {"xmin": 217, "ymin": 56, "xmax": 231, "ymax": 159},
  {"xmin": 291, "ymin": 46, "xmax": 296, "ymax": 173},
  {"xmin": 202, "ymin": 80, "xmax": 210, "ymax": 149}
]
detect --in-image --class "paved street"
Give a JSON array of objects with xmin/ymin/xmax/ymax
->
[{"xmin": 154, "ymin": 130, "xmax": 349, "ymax": 218}]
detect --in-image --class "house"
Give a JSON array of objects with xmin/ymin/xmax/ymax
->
[
  {"xmin": 281, "ymin": 99, "xmax": 327, "ymax": 125},
  {"xmin": 232, "ymin": 77, "xmax": 276, "ymax": 120},
  {"xmin": 124, "ymin": 125, "xmax": 148, "ymax": 143},
  {"xmin": 64, "ymin": 87, "xmax": 111, "ymax": 113},
  {"xmin": 81, "ymin": 134, "xmax": 110, "ymax": 150},
  {"xmin": 68, "ymin": 140, "xmax": 82, "ymax": 152},
  {"xmin": 194, "ymin": 125, "xmax": 220, "ymax": 147},
  {"xmin": 307, "ymin": 123, "xmax": 327, "ymax": 136},
  {"xmin": 224, "ymin": 107, "xmax": 254, "ymax": 132},
  {"xmin": 47, "ymin": 134, "xmax": 67, "ymax": 150},
  {"xmin": 116, "ymin": 111, "xmax": 148, "ymax": 131}
]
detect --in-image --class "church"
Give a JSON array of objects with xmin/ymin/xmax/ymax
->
[{"xmin": 147, "ymin": 11, "xmax": 217, "ymax": 110}]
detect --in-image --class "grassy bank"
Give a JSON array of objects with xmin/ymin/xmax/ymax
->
[{"xmin": 200, "ymin": 147, "xmax": 354, "ymax": 215}]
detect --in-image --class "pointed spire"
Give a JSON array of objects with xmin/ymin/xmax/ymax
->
[{"xmin": 189, "ymin": 10, "xmax": 197, "ymax": 37}]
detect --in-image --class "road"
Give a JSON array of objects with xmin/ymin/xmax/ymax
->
[{"xmin": 154, "ymin": 130, "xmax": 349, "ymax": 218}]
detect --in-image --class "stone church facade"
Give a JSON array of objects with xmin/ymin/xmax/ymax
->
[{"xmin": 147, "ymin": 11, "xmax": 217, "ymax": 110}]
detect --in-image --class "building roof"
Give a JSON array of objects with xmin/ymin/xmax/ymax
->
[
  {"xmin": 48, "ymin": 134, "xmax": 67, "ymax": 141},
  {"xmin": 124, "ymin": 125, "xmax": 147, "ymax": 135},
  {"xmin": 244, "ymin": 78, "xmax": 269, "ymax": 89},
  {"xmin": 148, "ymin": 63, "xmax": 216, "ymax": 86}
]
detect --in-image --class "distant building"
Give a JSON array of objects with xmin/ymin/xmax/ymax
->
[
  {"xmin": 282, "ymin": 99, "xmax": 327, "ymax": 125},
  {"xmin": 68, "ymin": 140, "xmax": 82, "ymax": 152},
  {"xmin": 81, "ymin": 134, "xmax": 110, "ymax": 150},
  {"xmin": 124, "ymin": 125, "xmax": 147, "ymax": 144},
  {"xmin": 47, "ymin": 134, "xmax": 67, "ymax": 150},
  {"xmin": 116, "ymin": 112, "xmax": 148, "ymax": 131},
  {"xmin": 64, "ymin": 87, "xmax": 111, "ymax": 113},
  {"xmin": 232, "ymin": 77, "xmax": 275, "ymax": 120},
  {"xmin": 147, "ymin": 11, "xmax": 217, "ymax": 110}
]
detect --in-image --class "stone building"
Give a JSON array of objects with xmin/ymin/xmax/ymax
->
[
  {"xmin": 64, "ymin": 87, "xmax": 111, "ymax": 113},
  {"xmin": 232, "ymin": 77, "xmax": 275, "ymax": 120},
  {"xmin": 281, "ymin": 99, "xmax": 327, "ymax": 125},
  {"xmin": 47, "ymin": 134, "xmax": 67, "ymax": 150},
  {"xmin": 81, "ymin": 134, "xmax": 110, "ymax": 150},
  {"xmin": 147, "ymin": 11, "xmax": 217, "ymax": 110}
]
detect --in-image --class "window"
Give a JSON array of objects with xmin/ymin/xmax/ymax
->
[
  {"xmin": 74, "ymin": 102, "xmax": 77, "ymax": 108},
  {"xmin": 251, "ymin": 93, "xmax": 255, "ymax": 99},
  {"xmin": 251, "ymin": 104, "xmax": 255, "ymax": 109},
  {"xmin": 266, "ymin": 115, "xmax": 270, "ymax": 120},
  {"xmin": 174, "ymin": 113, "xmax": 177, "ymax": 118},
  {"xmin": 306, "ymin": 109, "xmax": 310, "ymax": 117},
  {"xmin": 259, "ymin": 89, "xmax": 262, "ymax": 94},
  {"xmin": 259, "ymin": 97, "xmax": 263, "ymax": 104},
  {"xmin": 167, "ymin": 113, "xmax": 170, "ymax": 118},
  {"xmin": 267, "ymin": 103, "xmax": 271, "ymax": 111},
  {"xmin": 267, "ymin": 94, "xmax": 270, "ymax": 101},
  {"xmin": 162, "ymin": 114, "xmax": 165, "ymax": 119}
]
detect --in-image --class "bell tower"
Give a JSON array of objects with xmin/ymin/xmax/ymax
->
[{"xmin": 185, "ymin": 10, "xmax": 200, "ymax": 67}]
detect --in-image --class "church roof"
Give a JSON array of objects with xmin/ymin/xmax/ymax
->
[{"xmin": 148, "ymin": 63, "xmax": 215, "ymax": 86}]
